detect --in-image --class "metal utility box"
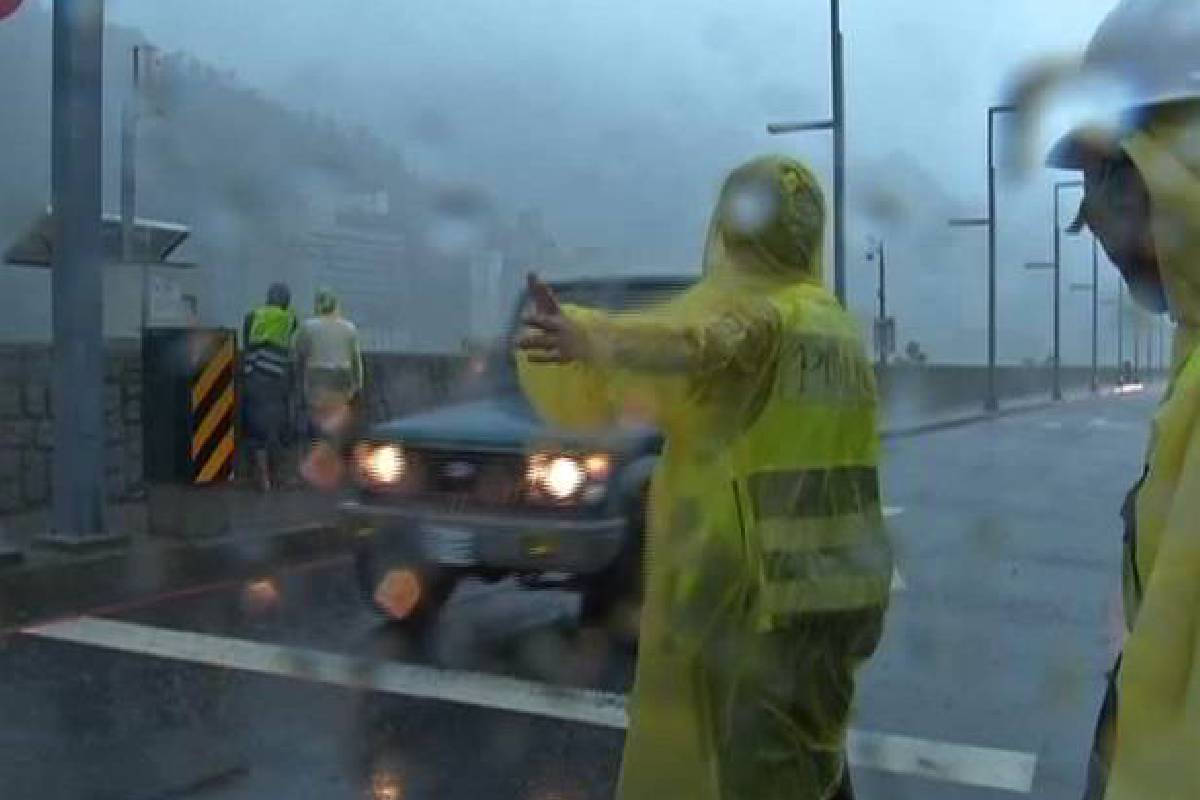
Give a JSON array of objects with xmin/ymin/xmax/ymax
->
[{"xmin": 142, "ymin": 327, "xmax": 238, "ymax": 538}]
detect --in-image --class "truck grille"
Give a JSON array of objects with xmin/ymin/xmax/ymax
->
[{"xmin": 400, "ymin": 448, "xmax": 527, "ymax": 510}]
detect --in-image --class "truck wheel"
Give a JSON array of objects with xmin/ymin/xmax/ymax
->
[
  {"xmin": 580, "ymin": 493, "xmax": 646, "ymax": 643},
  {"xmin": 355, "ymin": 542, "xmax": 457, "ymax": 632}
]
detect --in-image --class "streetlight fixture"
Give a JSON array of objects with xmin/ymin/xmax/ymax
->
[
  {"xmin": 767, "ymin": 0, "xmax": 846, "ymax": 306},
  {"xmin": 947, "ymin": 103, "xmax": 1018, "ymax": 413},
  {"xmin": 865, "ymin": 238, "xmax": 892, "ymax": 368}
]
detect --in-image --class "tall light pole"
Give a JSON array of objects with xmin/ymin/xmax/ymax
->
[
  {"xmin": 1067, "ymin": 236, "xmax": 1102, "ymax": 393},
  {"xmin": 46, "ymin": 0, "xmax": 108, "ymax": 545},
  {"xmin": 865, "ymin": 238, "xmax": 891, "ymax": 368},
  {"xmin": 122, "ymin": 46, "xmax": 145, "ymax": 326},
  {"xmin": 948, "ymin": 104, "xmax": 1017, "ymax": 413},
  {"xmin": 767, "ymin": 0, "xmax": 846, "ymax": 305},
  {"xmin": 1091, "ymin": 238, "xmax": 1100, "ymax": 391},
  {"xmin": 1117, "ymin": 283, "xmax": 1126, "ymax": 383},
  {"xmin": 1052, "ymin": 180, "xmax": 1084, "ymax": 400},
  {"xmin": 1024, "ymin": 260, "xmax": 1055, "ymax": 395}
]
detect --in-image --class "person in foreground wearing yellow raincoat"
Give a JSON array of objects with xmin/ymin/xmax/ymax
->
[
  {"xmin": 516, "ymin": 155, "xmax": 893, "ymax": 800},
  {"xmin": 1042, "ymin": 6, "xmax": 1200, "ymax": 794}
]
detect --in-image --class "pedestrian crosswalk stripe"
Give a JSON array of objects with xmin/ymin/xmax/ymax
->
[{"xmin": 24, "ymin": 616, "xmax": 1036, "ymax": 794}]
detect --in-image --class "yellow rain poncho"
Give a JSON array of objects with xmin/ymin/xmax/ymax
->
[
  {"xmin": 1101, "ymin": 103, "xmax": 1200, "ymax": 800},
  {"xmin": 518, "ymin": 156, "xmax": 892, "ymax": 799}
]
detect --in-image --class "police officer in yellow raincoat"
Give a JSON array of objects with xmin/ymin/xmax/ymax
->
[
  {"xmin": 1040, "ymin": 3, "xmax": 1200, "ymax": 797},
  {"xmin": 517, "ymin": 155, "xmax": 893, "ymax": 800}
]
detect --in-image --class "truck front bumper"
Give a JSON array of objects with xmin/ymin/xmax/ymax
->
[{"xmin": 339, "ymin": 500, "xmax": 626, "ymax": 575}]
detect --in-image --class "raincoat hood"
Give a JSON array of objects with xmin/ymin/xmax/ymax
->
[
  {"xmin": 1121, "ymin": 102, "xmax": 1200, "ymax": 368},
  {"xmin": 702, "ymin": 156, "xmax": 825, "ymax": 288},
  {"xmin": 1102, "ymin": 102, "xmax": 1200, "ymax": 800}
]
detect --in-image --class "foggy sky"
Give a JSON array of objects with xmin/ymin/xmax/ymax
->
[{"xmin": 85, "ymin": 1, "xmax": 1134, "ymax": 361}]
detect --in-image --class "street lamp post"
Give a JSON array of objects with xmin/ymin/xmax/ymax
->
[
  {"xmin": 1117, "ymin": 283, "xmax": 1126, "ymax": 382},
  {"xmin": 767, "ymin": 0, "xmax": 846, "ymax": 306},
  {"xmin": 948, "ymin": 104, "xmax": 1016, "ymax": 413},
  {"xmin": 1069, "ymin": 235, "xmax": 1101, "ymax": 393},
  {"xmin": 1091, "ymin": 238, "xmax": 1099, "ymax": 392},
  {"xmin": 1052, "ymin": 180, "xmax": 1084, "ymax": 400},
  {"xmin": 1025, "ymin": 260, "xmax": 1055, "ymax": 395},
  {"xmin": 45, "ymin": 0, "xmax": 108, "ymax": 545},
  {"xmin": 122, "ymin": 46, "xmax": 148, "ymax": 327},
  {"xmin": 865, "ymin": 238, "xmax": 890, "ymax": 368},
  {"xmin": 1101, "ymin": 284, "xmax": 1127, "ymax": 387}
]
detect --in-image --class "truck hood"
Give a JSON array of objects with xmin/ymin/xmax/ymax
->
[{"xmin": 368, "ymin": 394, "xmax": 657, "ymax": 452}]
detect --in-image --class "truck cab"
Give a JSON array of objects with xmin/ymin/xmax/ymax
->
[{"xmin": 341, "ymin": 276, "xmax": 693, "ymax": 635}]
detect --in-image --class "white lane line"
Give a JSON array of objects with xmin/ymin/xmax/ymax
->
[
  {"xmin": 849, "ymin": 731, "xmax": 1037, "ymax": 794},
  {"xmin": 26, "ymin": 617, "xmax": 627, "ymax": 729},
  {"xmin": 25, "ymin": 617, "xmax": 1037, "ymax": 793},
  {"xmin": 883, "ymin": 507, "xmax": 906, "ymax": 592}
]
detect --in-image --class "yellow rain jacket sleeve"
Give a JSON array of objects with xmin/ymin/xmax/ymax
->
[
  {"xmin": 1104, "ymin": 104, "xmax": 1200, "ymax": 800},
  {"xmin": 517, "ymin": 156, "xmax": 888, "ymax": 800}
]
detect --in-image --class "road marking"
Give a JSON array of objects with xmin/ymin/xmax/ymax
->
[
  {"xmin": 27, "ymin": 616, "xmax": 629, "ymax": 728},
  {"xmin": 24, "ymin": 616, "xmax": 1036, "ymax": 793},
  {"xmin": 849, "ymin": 730, "xmax": 1037, "ymax": 793},
  {"xmin": 883, "ymin": 508, "xmax": 906, "ymax": 591}
]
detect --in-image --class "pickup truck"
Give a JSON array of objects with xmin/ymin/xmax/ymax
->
[{"xmin": 341, "ymin": 276, "xmax": 693, "ymax": 635}]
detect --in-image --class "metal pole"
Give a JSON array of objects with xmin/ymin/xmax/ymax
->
[
  {"xmin": 1160, "ymin": 316, "xmax": 1167, "ymax": 375},
  {"xmin": 986, "ymin": 108, "xmax": 1000, "ymax": 412},
  {"xmin": 831, "ymin": 0, "xmax": 846, "ymax": 306},
  {"xmin": 1090, "ymin": 237, "xmax": 1099, "ymax": 393},
  {"xmin": 1117, "ymin": 284, "xmax": 1125, "ymax": 382},
  {"xmin": 878, "ymin": 241, "xmax": 887, "ymax": 367},
  {"xmin": 122, "ymin": 46, "xmax": 142, "ymax": 326},
  {"xmin": 1052, "ymin": 187, "xmax": 1062, "ymax": 400},
  {"xmin": 1133, "ymin": 310, "xmax": 1141, "ymax": 381},
  {"xmin": 47, "ymin": 0, "xmax": 107, "ymax": 544}
]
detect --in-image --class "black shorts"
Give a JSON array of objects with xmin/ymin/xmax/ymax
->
[{"xmin": 242, "ymin": 374, "xmax": 290, "ymax": 451}]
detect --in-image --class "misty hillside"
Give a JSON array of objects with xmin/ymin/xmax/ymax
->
[{"xmin": 0, "ymin": 6, "xmax": 556, "ymax": 346}]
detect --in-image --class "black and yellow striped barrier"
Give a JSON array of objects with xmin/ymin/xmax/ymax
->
[{"xmin": 189, "ymin": 331, "xmax": 237, "ymax": 484}]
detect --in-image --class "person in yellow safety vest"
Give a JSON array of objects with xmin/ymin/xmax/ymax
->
[
  {"xmin": 1037, "ymin": 2, "xmax": 1200, "ymax": 796},
  {"xmin": 517, "ymin": 155, "xmax": 893, "ymax": 800},
  {"xmin": 242, "ymin": 282, "xmax": 298, "ymax": 492}
]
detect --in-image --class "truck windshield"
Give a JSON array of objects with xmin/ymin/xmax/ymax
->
[{"xmin": 483, "ymin": 279, "xmax": 693, "ymax": 393}]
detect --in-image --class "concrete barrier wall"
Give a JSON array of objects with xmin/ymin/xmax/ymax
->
[
  {"xmin": 0, "ymin": 341, "xmax": 1164, "ymax": 516},
  {"xmin": 0, "ymin": 342, "xmax": 144, "ymax": 514},
  {"xmin": 879, "ymin": 364, "xmax": 1133, "ymax": 422}
]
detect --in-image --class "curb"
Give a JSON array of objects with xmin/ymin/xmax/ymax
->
[
  {"xmin": 0, "ymin": 520, "xmax": 347, "ymax": 633},
  {"xmin": 881, "ymin": 387, "xmax": 1151, "ymax": 440}
]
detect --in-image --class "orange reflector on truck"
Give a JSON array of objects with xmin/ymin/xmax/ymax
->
[{"xmin": 375, "ymin": 569, "xmax": 423, "ymax": 620}]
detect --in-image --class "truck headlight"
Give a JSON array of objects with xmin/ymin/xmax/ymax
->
[
  {"xmin": 527, "ymin": 452, "xmax": 610, "ymax": 502},
  {"xmin": 355, "ymin": 443, "xmax": 406, "ymax": 486}
]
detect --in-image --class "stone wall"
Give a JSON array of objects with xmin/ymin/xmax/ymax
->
[
  {"xmin": 0, "ymin": 338, "xmax": 1167, "ymax": 517},
  {"xmin": 0, "ymin": 341, "xmax": 144, "ymax": 514},
  {"xmin": 0, "ymin": 343, "xmax": 470, "ymax": 515}
]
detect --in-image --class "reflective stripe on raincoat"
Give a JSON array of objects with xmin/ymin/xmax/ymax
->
[
  {"xmin": 517, "ymin": 155, "xmax": 891, "ymax": 800},
  {"xmin": 1104, "ymin": 103, "xmax": 1200, "ymax": 800}
]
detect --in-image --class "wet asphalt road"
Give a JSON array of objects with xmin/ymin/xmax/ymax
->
[{"xmin": 0, "ymin": 389, "xmax": 1158, "ymax": 800}]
